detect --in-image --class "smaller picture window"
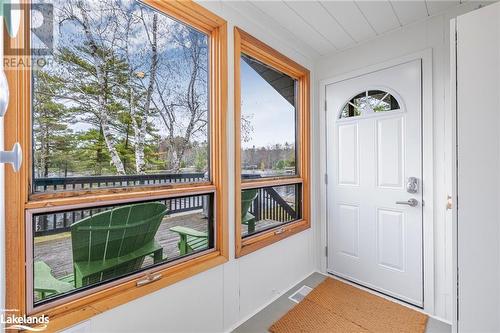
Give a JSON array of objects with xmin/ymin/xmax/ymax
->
[
  {"xmin": 340, "ymin": 90, "xmax": 400, "ymax": 119},
  {"xmin": 234, "ymin": 27, "xmax": 310, "ymax": 257}
]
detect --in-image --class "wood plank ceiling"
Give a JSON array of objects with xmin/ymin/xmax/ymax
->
[{"xmin": 224, "ymin": 1, "xmax": 464, "ymax": 59}]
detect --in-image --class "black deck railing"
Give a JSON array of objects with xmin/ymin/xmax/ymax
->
[
  {"xmin": 33, "ymin": 173, "xmax": 207, "ymax": 192},
  {"xmin": 249, "ymin": 187, "xmax": 298, "ymax": 223},
  {"xmin": 33, "ymin": 195, "xmax": 206, "ymax": 237},
  {"xmin": 33, "ymin": 174, "xmax": 297, "ymax": 237}
]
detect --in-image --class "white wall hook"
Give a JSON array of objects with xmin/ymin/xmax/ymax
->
[
  {"xmin": 0, "ymin": 70, "xmax": 9, "ymax": 117},
  {"xmin": 0, "ymin": 143, "xmax": 22, "ymax": 172}
]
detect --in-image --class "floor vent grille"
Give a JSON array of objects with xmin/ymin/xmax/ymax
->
[{"xmin": 288, "ymin": 285, "xmax": 313, "ymax": 304}]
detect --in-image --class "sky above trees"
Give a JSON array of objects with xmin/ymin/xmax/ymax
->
[{"xmin": 240, "ymin": 59, "xmax": 296, "ymax": 150}]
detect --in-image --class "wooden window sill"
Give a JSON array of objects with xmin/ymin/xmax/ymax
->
[
  {"xmin": 237, "ymin": 219, "xmax": 310, "ymax": 257},
  {"xmin": 31, "ymin": 252, "xmax": 227, "ymax": 331}
]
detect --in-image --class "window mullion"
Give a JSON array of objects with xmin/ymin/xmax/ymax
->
[{"xmin": 240, "ymin": 177, "xmax": 303, "ymax": 190}]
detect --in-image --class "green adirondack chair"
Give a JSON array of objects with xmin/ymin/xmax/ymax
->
[
  {"xmin": 169, "ymin": 225, "xmax": 209, "ymax": 255},
  {"xmin": 34, "ymin": 202, "xmax": 167, "ymax": 297},
  {"xmin": 33, "ymin": 261, "xmax": 73, "ymax": 299},
  {"xmin": 71, "ymin": 202, "xmax": 167, "ymax": 288},
  {"xmin": 170, "ymin": 189, "xmax": 259, "ymax": 255},
  {"xmin": 241, "ymin": 189, "xmax": 258, "ymax": 233}
]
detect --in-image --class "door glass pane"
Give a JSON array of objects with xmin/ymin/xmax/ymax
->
[
  {"xmin": 340, "ymin": 90, "xmax": 400, "ymax": 119},
  {"xmin": 240, "ymin": 53, "xmax": 297, "ymax": 179},
  {"xmin": 367, "ymin": 90, "xmax": 400, "ymax": 112},
  {"xmin": 241, "ymin": 183, "xmax": 301, "ymax": 238},
  {"xmin": 32, "ymin": 193, "xmax": 214, "ymax": 305},
  {"xmin": 31, "ymin": 0, "xmax": 210, "ymax": 193}
]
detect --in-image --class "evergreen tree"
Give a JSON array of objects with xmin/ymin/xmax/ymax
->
[{"xmin": 32, "ymin": 70, "xmax": 75, "ymax": 177}]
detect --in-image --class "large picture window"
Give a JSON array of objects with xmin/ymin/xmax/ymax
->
[
  {"xmin": 32, "ymin": 0, "xmax": 210, "ymax": 193},
  {"xmin": 5, "ymin": 0, "xmax": 227, "ymax": 329},
  {"xmin": 234, "ymin": 28, "xmax": 310, "ymax": 257}
]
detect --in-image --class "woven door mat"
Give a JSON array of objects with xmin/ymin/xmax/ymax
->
[{"xmin": 269, "ymin": 278, "xmax": 428, "ymax": 333}]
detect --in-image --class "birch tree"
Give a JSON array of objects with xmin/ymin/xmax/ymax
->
[
  {"xmin": 76, "ymin": 1, "xmax": 125, "ymax": 174},
  {"xmin": 124, "ymin": 9, "xmax": 158, "ymax": 174},
  {"xmin": 55, "ymin": 0, "xmax": 125, "ymax": 175},
  {"xmin": 154, "ymin": 29, "xmax": 209, "ymax": 172}
]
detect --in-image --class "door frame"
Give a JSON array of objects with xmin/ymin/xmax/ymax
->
[
  {"xmin": 318, "ymin": 49, "xmax": 434, "ymax": 315},
  {"xmin": 450, "ymin": 19, "xmax": 458, "ymax": 333}
]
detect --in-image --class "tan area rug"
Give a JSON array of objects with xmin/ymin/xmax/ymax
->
[{"xmin": 269, "ymin": 278, "xmax": 428, "ymax": 333}]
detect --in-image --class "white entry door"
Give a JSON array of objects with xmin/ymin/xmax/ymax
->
[{"xmin": 326, "ymin": 60, "xmax": 423, "ymax": 306}]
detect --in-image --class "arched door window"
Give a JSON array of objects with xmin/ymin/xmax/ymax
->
[{"xmin": 339, "ymin": 90, "xmax": 400, "ymax": 119}]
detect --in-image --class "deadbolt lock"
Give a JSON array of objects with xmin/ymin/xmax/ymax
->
[{"xmin": 406, "ymin": 177, "xmax": 419, "ymax": 194}]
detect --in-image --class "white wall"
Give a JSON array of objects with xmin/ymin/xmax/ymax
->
[
  {"xmin": 59, "ymin": 2, "xmax": 319, "ymax": 332},
  {"xmin": 88, "ymin": 232, "xmax": 314, "ymax": 333},
  {"xmin": 455, "ymin": 3, "xmax": 500, "ymax": 331},
  {"xmin": 315, "ymin": 1, "xmax": 493, "ymax": 322}
]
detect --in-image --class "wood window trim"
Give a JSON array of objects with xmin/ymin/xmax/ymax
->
[
  {"xmin": 234, "ymin": 27, "xmax": 310, "ymax": 258},
  {"xmin": 3, "ymin": 1, "xmax": 227, "ymax": 331}
]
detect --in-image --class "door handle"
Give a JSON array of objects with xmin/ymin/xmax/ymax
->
[{"xmin": 395, "ymin": 198, "xmax": 418, "ymax": 207}]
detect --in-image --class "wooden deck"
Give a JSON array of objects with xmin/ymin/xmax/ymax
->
[{"xmin": 33, "ymin": 210, "xmax": 286, "ymax": 280}]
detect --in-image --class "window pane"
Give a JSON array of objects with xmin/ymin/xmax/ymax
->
[
  {"xmin": 340, "ymin": 102, "xmax": 361, "ymax": 118},
  {"xmin": 241, "ymin": 183, "xmax": 301, "ymax": 238},
  {"xmin": 339, "ymin": 90, "xmax": 400, "ymax": 119},
  {"xmin": 367, "ymin": 90, "xmax": 400, "ymax": 112},
  {"xmin": 31, "ymin": 0, "xmax": 210, "ymax": 193},
  {"xmin": 32, "ymin": 194, "xmax": 214, "ymax": 305},
  {"xmin": 240, "ymin": 53, "xmax": 297, "ymax": 179}
]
